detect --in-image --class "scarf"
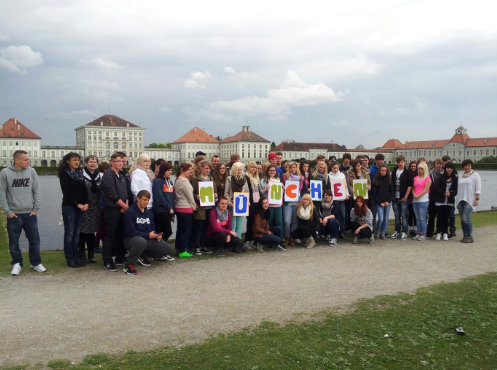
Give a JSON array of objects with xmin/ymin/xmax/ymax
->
[
  {"xmin": 83, "ymin": 167, "xmax": 100, "ymax": 193},
  {"xmin": 66, "ymin": 169, "xmax": 83, "ymax": 183},
  {"xmin": 216, "ymin": 206, "xmax": 229, "ymax": 221},
  {"xmin": 231, "ymin": 175, "xmax": 246, "ymax": 192},
  {"xmin": 320, "ymin": 200, "xmax": 333, "ymax": 217},
  {"xmin": 461, "ymin": 169, "xmax": 474, "ymax": 178},
  {"xmin": 288, "ymin": 173, "xmax": 300, "ymax": 181},
  {"xmin": 315, "ymin": 172, "xmax": 325, "ymax": 181},
  {"xmin": 138, "ymin": 166, "xmax": 156, "ymax": 182},
  {"xmin": 298, "ymin": 205, "xmax": 311, "ymax": 220}
]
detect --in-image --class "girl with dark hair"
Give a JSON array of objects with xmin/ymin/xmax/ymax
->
[
  {"xmin": 434, "ymin": 162, "xmax": 458, "ymax": 241},
  {"xmin": 350, "ymin": 196, "xmax": 374, "ymax": 244},
  {"xmin": 152, "ymin": 161, "xmax": 175, "ymax": 242},
  {"xmin": 174, "ymin": 163, "xmax": 197, "ymax": 258},
  {"xmin": 299, "ymin": 160, "xmax": 311, "ymax": 192},
  {"xmin": 407, "ymin": 161, "xmax": 418, "ymax": 236},
  {"xmin": 58, "ymin": 152, "xmax": 89, "ymax": 268},
  {"xmin": 191, "ymin": 160, "xmax": 216, "ymax": 255},
  {"xmin": 213, "ymin": 162, "xmax": 228, "ymax": 198},
  {"xmin": 318, "ymin": 190, "xmax": 340, "ymax": 246},
  {"xmin": 372, "ymin": 165, "xmax": 394, "ymax": 239},
  {"xmin": 79, "ymin": 155, "xmax": 102, "ymax": 263},
  {"xmin": 252, "ymin": 197, "xmax": 285, "ymax": 251},
  {"xmin": 261, "ymin": 164, "xmax": 284, "ymax": 240}
]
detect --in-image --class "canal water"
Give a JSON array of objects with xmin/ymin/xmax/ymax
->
[{"xmin": 15, "ymin": 171, "xmax": 497, "ymax": 250}]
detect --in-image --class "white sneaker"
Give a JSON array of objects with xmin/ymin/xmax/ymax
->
[
  {"xmin": 418, "ymin": 235, "xmax": 426, "ymax": 241},
  {"xmin": 329, "ymin": 237, "xmax": 337, "ymax": 246},
  {"xmin": 401, "ymin": 232, "xmax": 408, "ymax": 240},
  {"xmin": 31, "ymin": 264, "xmax": 47, "ymax": 273},
  {"xmin": 443, "ymin": 233, "xmax": 449, "ymax": 241},
  {"xmin": 390, "ymin": 231, "xmax": 399, "ymax": 239},
  {"xmin": 11, "ymin": 263, "xmax": 21, "ymax": 276},
  {"xmin": 436, "ymin": 233, "xmax": 441, "ymax": 241},
  {"xmin": 413, "ymin": 234, "xmax": 420, "ymax": 240}
]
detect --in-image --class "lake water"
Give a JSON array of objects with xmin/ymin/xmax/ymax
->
[{"xmin": 16, "ymin": 171, "xmax": 497, "ymax": 250}]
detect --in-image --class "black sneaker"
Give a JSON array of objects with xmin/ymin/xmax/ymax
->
[
  {"xmin": 114, "ymin": 257, "xmax": 126, "ymax": 266},
  {"xmin": 123, "ymin": 264, "xmax": 137, "ymax": 275},
  {"xmin": 138, "ymin": 256, "xmax": 151, "ymax": 267},
  {"xmin": 200, "ymin": 247, "xmax": 212, "ymax": 254},
  {"xmin": 104, "ymin": 262, "xmax": 117, "ymax": 272},
  {"xmin": 214, "ymin": 249, "xmax": 225, "ymax": 256},
  {"xmin": 274, "ymin": 244, "xmax": 287, "ymax": 251}
]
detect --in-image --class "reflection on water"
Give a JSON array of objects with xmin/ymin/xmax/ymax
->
[{"xmin": 17, "ymin": 171, "xmax": 497, "ymax": 251}]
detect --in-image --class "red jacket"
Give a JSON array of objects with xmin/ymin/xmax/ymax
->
[{"xmin": 206, "ymin": 207, "xmax": 233, "ymax": 240}]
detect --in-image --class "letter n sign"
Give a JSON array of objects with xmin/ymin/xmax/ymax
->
[
  {"xmin": 268, "ymin": 182, "xmax": 283, "ymax": 206},
  {"xmin": 310, "ymin": 180, "xmax": 322, "ymax": 201},
  {"xmin": 233, "ymin": 192, "xmax": 249, "ymax": 216},
  {"xmin": 353, "ymin": 179, "xmax": 369, "ymax": 199}
]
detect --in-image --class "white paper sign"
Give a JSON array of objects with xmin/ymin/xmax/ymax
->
[
  {"xmin": 198, "ymin": 181, "xmax": 215, "ymax": 207},
  {"xmin": 233, "ymin": 192, "xmax": 249, "ymax": 216}
]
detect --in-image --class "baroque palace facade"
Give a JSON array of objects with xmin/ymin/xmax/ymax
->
[{"xmin": 0, "ymin": 115, "xmax": 495, "ymax": 167}]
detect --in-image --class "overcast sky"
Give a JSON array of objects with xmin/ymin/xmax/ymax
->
[{"xmin": 1, "ymin": 0, "xmax": 496, "ymax": 149}]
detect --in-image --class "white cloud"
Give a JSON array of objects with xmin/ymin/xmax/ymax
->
[
  {"xmin": 184, "ymin": 70, "xmax": 212, "ymax": 89},
  {"xmin": 197, "ymin": 70, "xmax": 340, "ymax": 122},
  {"xmin": 395, "ymin": 97, "xmax": 428, "ymax": 116},
  {"xmin": 224, "ymin": 66, "xmax": 236, "ymax": 75},
  {"xmin": 0, "ymin": 45, "xmax": 43, "ymax": 73},
  {"xmin": 89, "ymin": 57, "xmax": 124, "ymax": 70},
  {"xmin": 81, "ymin": 79, "xmax": 121, "ymax": 90}
]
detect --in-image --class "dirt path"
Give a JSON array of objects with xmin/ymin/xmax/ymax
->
[{"xmin": 2, "ymin": 226, "xmax": 497, "ymax": 367}]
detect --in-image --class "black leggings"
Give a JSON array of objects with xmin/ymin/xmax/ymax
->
[
  {"xmin": 350, "ymin": 221, "xmax": 372, "ymax": 239},
  {"xmin": 435, "ymin": 205, "xmax": 451, "ymax": 234},
  {"xmin": 78, "ymin": 232, "xmax": 95, "ymax": 260},
  {"xmin": 154, "ymin": 212, "xmax": 173, "ymax": 241}
]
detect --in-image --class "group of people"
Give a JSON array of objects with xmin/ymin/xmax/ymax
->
[{"xmin": 0, "ymin": 148, "xmax": 482, "ymax": 276}]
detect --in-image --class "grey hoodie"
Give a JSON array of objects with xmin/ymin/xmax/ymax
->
[{"xmin": 0, "ymin": 165, "xmax": 41, "ymax": 214}]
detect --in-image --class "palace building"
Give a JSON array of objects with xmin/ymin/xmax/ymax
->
[{"xmin": 1, "ymin": 115, "xmax": 495, "ymax": 167}]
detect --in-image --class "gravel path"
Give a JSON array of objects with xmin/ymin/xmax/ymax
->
[{"xmin": 2, "ymin": 226, "xmax": 497, "ymax": 367}]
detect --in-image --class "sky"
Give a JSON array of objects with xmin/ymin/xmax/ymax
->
[{"xmin": 1, "ymin": 0, "xmax": 496, "ymax": 149}]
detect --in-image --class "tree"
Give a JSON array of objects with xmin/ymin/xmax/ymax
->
[
  {"xmin": 148, "ymin": 142, "xmax": 172, "ymax": 149},
  {"xmin": 271, "ymin": 141, "xmax": 276, "ymax": 149},
  {"xmin": 355, "ymin": 144, "xmax": 365, "ymax": 150}
]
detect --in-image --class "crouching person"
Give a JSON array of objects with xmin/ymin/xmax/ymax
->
[
  {"xmin": 252, "ymin": 198, "xmax": 286, "ymax": 252},
  {"xmin": 291, "ymin": 194, "xmax": 319, "ymax": 249},
  {"xmin": 206, "ymin": 196, "xmax": 243, "ymax": 256},
  {"xmin": 318, "ymin": 190, "xmax": 340, "ymax": 246},
  {"xmin": 350, "ymin": 196, "xmax": 374, "ymax": 244},
  {"xmin": 122, "ymin": 190, "xmax": 174, "ymax": 274}
]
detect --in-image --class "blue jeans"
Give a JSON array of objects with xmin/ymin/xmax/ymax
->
[
  {"xmin": 318, "ymin": 218, "xmax": 340, "ymax": 238},
  {"xmin": 392, "ymin": 199, "xmax": 409, "ymax": 234},
  {"xmin": 376, "ymin": 203, "xmax": 392, "ymax": 233},
  {"xmin": 175, "ymin": 212, "xmax": 193, "ymax": 254},
  {"xmin": 255, "ymin": 226, "xmax": 282, "ymax": 245},
  {"xmin": 268, "ymin": 206, "xmax": 283, "ymax": 238},
  {"xmin": 7, "ymin": 213, "xmax": 41, "ymax": 267},
  {"xmin": 457, "ymin": 201, "xmax": 473, "ymax": 238},
  {"xmin": 62, "ymin": 206, "xmax": 83, "ymax": 261},
  {"xmin": 232, "ymin": 216, "xmax": 244, "ymax": 238},
  {"xmin": 413, "ymin": 201, "xmax": 429, "ymax": 235},
  {"xmin": 283, "ymin": 202, "xmax": 298, "ymax": 238}
]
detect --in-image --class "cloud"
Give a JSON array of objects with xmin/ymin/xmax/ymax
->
[
  {"xmin": 395, "ymin": 97, "xmax": 429, "ymax": 116},
  {"xmin": 0, "ymin": 45, "xmax": 43, "ymax": 73},
  {"xmin": 89, "ymin": 57, "xmax": 124, "ymax": 70},
  {"xmin": 197, "ymin": 70, "xmax": 341, "ymax": 122},
  {"xmin": 224, "ymin": 66, "xmax": 236, "ymax": 75},
  {"xmin": 81, "ymin": 79, "xmax": 120, "ymax": 90},
  {"xmin": 184, "ymin": 70, "xmax": 212, "ymax": 89}
]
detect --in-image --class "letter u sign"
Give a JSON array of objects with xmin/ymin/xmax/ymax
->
[{"xmin": 233, "ymin": 192, "xmax": 249, "ymax": 216}]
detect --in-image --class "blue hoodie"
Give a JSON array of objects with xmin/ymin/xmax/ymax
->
[{"xmin": 123, "ymin": 203, "xmax": 156, "ymax": 238}]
